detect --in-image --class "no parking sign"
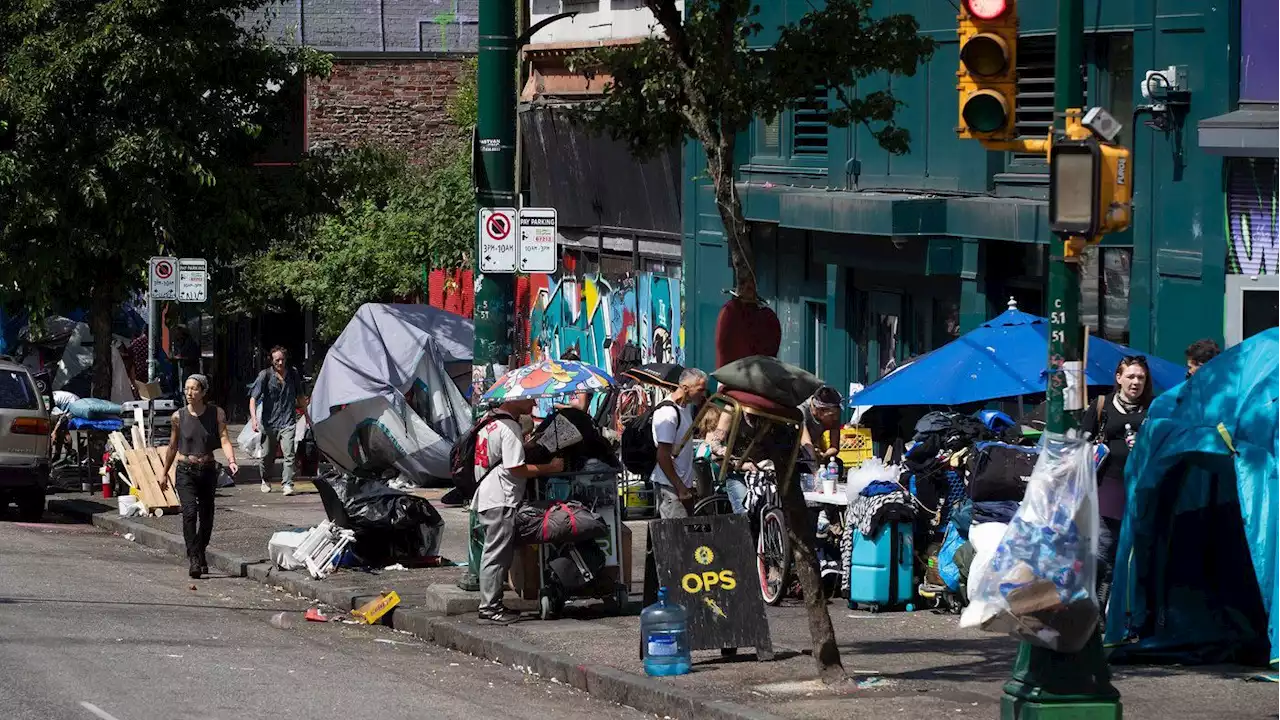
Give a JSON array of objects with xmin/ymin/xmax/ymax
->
[{"xmin": 478, "ymin": 208, "xmax": 517, "ymax": 273}]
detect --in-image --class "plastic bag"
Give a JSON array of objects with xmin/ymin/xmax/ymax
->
[
  {"xmin": 844, "ymin": 457, "xmax": 901, "ymax": 497},
  {"xmin": 959, "ymin": 433, "xmax": 1100, "ymax": 652},
  {"xmin": 237, "ymin": 424, "xmax": 265, "ymax": 460}
]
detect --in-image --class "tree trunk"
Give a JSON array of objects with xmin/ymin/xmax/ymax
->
[
  {"xmin": 704, "ymin": 138, "xmax": 754, "ymax": 286},
  {"xmin": 89, "ymin": 280, "xmax": 115, "ymax": 400},
  {"xmin": 776, "ymin": 462, "xmax": 849, "ymax": 685}
]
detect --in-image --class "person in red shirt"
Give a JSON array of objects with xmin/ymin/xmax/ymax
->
[{"xmin": 714, "ymin": 273, "xmax": 781, "ymax": 369}]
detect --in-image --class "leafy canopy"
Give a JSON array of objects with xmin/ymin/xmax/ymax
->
[{"xmin": 567, "ymin": 0, "xmax": 937, "ymax": 159}]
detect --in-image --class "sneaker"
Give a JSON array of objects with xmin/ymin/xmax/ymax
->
[
  {"xmin": 478, "ymin": 607, "xmax": 520, "ymax": 625},
  {"xmin": 260, "ymin": 480, "xmax": 271, "ymax": 493},
  {"xmin": 282, "ymin": 484, "xmax": 294, "ymax": 497}
]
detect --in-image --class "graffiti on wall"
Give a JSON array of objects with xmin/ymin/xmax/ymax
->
[
  {"xmin": 529, "ymin": 273, "xmax": 684, "ymax": 374},
  {"xmin": 1228, "ymin": 159, "xmax": 1279, "ymax": 275}
]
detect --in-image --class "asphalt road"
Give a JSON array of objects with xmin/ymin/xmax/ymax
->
[{"xmin": 0, "ymin": 512, "xmax": 651, "ymax": 720}]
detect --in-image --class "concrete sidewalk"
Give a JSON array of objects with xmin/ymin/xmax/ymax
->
[{"xmin": 48, "ymin": 481, "xmax": 1277, "ymax": 720}]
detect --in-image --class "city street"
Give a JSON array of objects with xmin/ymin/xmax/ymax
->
[{"xmin": 0, "ymin": 513, "xmax": 649, "ymax": 720}]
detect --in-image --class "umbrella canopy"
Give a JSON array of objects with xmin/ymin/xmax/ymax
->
[
  {"xmin": 848, "ymin": 305, "xmax": 1185, "ymax": 408},
  {"xmin": 621, "ymin": 362, "xmax": 684, "ymax": 389},
  {"xmin": 482, "ymin": 360, "xmax": 615, "ymax": 403}
]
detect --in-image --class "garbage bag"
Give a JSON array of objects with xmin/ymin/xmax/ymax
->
[
  {"xmin": 938, "ymin": 522, "xmax": 965, "ymax": 592},
  {"xmin": 960, "ymin": 433, "xmax": 1100, "ymax": 653},
  {"xmin": 237, "ymin": 424, "xmax": 265, "ymax": 460},
  {"xmin": 314, "ymin": 471, "xmax": 444, "ymax": 564},
  {"xmin": 514, "ymin": 500, "xmax": 608, "ymax": 545}
]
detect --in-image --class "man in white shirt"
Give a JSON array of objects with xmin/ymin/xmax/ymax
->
[
  {"xmin": 650, "ymin": 368, "xmax": 708, "ymax": 519},
  {"xmin": 473, "ymin": 396, "xmax": 564, "ymax": 624}
]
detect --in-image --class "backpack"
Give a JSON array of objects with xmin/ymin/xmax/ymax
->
[
  {"xmin": 449, "ymin": 411, "xmax": 514, "ymax": 497},
  {"xmin": 619, "ymin": 400, "xmax": 677, "ymax": 476}
]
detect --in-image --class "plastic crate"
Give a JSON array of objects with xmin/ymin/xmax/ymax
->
[{"xmin": 837, "ymin": 426, "xmax": 874, "ymax": 469}]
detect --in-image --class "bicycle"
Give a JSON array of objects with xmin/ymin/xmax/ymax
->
[{"xmin": 691, "ymin": 457, "xmax": 791, "ymax": 606}]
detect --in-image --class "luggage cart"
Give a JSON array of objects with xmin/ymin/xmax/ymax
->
[{"xmin": 532, "ymin": 469, "xmax": 629, "ymax": 620}]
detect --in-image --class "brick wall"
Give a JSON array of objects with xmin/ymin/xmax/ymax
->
[{"xmin": 306, "ymin": 56, "xmax": 467, "ymax": 163}]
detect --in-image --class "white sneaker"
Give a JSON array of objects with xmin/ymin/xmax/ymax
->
[
  {"xmin": 282, "ymin": 484, "xmax": 294, "ymax": 497},
  {"xmin": 260, "ymin": 481, "xmax": 271, "ymax": 493}
]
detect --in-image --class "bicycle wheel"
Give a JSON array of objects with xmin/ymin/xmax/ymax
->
[
  {"xmin": 692, "ymin": 493, "xmax": 733, "ymax": 517},
  {"xmin": 757, "ymin": 506, "xmax": 791, "ymax": 606}
]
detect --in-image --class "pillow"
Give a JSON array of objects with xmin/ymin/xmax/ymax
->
[{"xmin": 712, "ymin": 355, "xmax": 822, "ymax": 408}]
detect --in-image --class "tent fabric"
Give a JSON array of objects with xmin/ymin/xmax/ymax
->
[
  {"xmin": 1105, "ymin": 327, "xmax": 1279, "ymax": 668},
  {"xmin": 848, "ymin": 307, "xmax": 1185, "ymax": 408},
  {"xmin": 309, "ymin": 304, "xmax": 474, "ymax": 483}
]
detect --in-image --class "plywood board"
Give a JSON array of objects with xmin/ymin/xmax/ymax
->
[{"xmin": 144, "ymin": 448, "xmax": 179, "ymax": 506}]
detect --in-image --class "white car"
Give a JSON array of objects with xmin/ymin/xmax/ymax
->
[{"xmin": 0, "ymin": 359, "xmax": 50, "ymax": 520}]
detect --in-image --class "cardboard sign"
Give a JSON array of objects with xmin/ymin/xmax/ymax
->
[{"xmin": 646, "ymin": 515, "xmax": 773, "ymax": 657}]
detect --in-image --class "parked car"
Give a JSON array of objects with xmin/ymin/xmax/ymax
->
[{"xmin": 0, "ymin": 359, "xmax": 50, "ymax": 520}]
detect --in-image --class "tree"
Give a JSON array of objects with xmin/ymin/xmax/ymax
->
[
  {"xmin": 568, "ymin": 0, "xmax": 935, "ymax": 684},
  {"xmin": 0, "ymin": 0, "xmax": 330, "ymax": 396},
  {"xmin": 241, "ymin": 144, "xmax": 475, "ymax": 339}
]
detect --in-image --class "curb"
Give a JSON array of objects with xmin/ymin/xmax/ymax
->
[{"xmin": 47, "ymin": 499, "xmax": 783, "ymax": 720}]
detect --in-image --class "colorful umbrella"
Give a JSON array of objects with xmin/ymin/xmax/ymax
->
[{"xmin": 482, "ymin": 360, "xmax": 616, "ymax": 403}]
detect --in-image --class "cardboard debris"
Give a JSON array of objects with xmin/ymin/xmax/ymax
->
[{"xmin": 352, "ymin": 592, "xmax": 400, "ymax": 625}]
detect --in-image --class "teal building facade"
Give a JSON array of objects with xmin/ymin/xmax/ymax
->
[{"xmin": 683, "ymin": 0, "xmax": 1242, "ymax": 396}]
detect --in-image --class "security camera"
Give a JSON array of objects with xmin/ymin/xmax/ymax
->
[{"xmin": 1082, "ymin": 107, "xmax": 1124, "ymax": 143}]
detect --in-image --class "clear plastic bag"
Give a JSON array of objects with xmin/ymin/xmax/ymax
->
[
  {"xmin": 237, "ymin": 423, "xmax": 265, "ymax": 459},
  {"xmin": 960, "ymin": 432, "xmax": 1100, "ymax": 652}
]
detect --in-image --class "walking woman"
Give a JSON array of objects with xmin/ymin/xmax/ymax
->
[
  {"xmin": 1082, "ymin": 356, "xmax": 1153, "ymax": 620},
  {"xmin": 161, "ymin": 375, "xmax": 238, "ymax": 579}
]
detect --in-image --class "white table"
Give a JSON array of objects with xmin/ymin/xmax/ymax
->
[{"xmin": 803, "ymin": 483, "xmax": 849, "ymax": 506}]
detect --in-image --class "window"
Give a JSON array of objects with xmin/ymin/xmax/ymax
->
[
  {"xmin": 757, "ymin": 114, "xmax": 781, "ymax": 156},
  {"xmin": 1080, "ymin": 246, "xmax": 1132, "ymax": 345},
  {"xmin": 791, "ymin": 92, "xmax": 830, "ymax": 158},
  {"xmin": 1010, "ymin": 36, "xmax": 1088, "ymax": 166},
  {"xmin": 0, "ymin": 370, "xmax": 38, "ymax": 410},
  {"xmin": 1103, "ymin": 35, "xmax": 1134, "ymax": 147}
]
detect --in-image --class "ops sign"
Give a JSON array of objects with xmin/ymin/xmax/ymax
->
[{"xmin": 646, "ymin": 515, "xmax": 774, "ymax": 657}]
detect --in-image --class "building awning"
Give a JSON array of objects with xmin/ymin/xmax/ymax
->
[{"xmin": 1198, "ymin": 104, "xmax": 1278, "ymax": 157}]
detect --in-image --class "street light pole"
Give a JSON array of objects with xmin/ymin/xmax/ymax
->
[
  {"xmin": 1000, "ymin": 0, "xmax": 1122, "ymax": 717},
  {"xmin": 459, "ymin": 0, "xmax": 518, "ymax": 593}
]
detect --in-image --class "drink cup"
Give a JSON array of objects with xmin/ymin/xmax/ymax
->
[{"xmin": 822, "ymin": 478, "xmax": 837, "ymax": 495}]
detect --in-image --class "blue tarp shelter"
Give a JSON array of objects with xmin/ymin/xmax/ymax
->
[
  {"xmin": 1105, "ymin": 328, "xmax": 1279, "ymax": 669},
  {"xmin": 848, "ymin": 306, "xmax": 1185, "ymax": 408}
]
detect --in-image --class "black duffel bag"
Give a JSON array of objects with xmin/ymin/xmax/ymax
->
[
  {"xmin": 514, "ymin": 500, "xmax": 609, "ymax": 546},
  {"xmin": 966, "ymin": 442, "xmax": 1039, "ymax": 502}
]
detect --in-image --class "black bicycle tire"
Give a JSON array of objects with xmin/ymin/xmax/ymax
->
[
  {"xmin": 757, "ymin": 506, "xmax": 790, "ymax": 606},
  {"xmin": 692, "ymin": 493, "xmax": 733, "ymax": 517}
]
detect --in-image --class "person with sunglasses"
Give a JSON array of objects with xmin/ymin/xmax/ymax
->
[{"xmin": 1081, "ymin": 355, "xmax": 1153, "ymax": 622}]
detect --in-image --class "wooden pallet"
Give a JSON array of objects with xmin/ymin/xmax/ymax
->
[{"xmin": 109, "ymin": 432, "xmax": 180, "ymax": 511}]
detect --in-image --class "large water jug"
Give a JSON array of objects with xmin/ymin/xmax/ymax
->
[{"xmin": 640, "ymin": 587, "xmax": 691, "ymax": 676}]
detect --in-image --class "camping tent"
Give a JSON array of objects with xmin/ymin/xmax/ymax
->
[
  {"xmin": 1105, "ymin": 328, "xmax": 1279, "ymax": 669},
  {"xmin": 309, "ymin": 304, "xmax": 474, "ymax": 483}
]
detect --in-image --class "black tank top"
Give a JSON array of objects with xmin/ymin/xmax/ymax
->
[{"xmin": 177, "ymin": 405, "xmax": 220, "ymax": 457}]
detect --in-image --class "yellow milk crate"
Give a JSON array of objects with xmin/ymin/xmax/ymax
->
[{"xmin": 836, "ymin": 426, "xmax": 874, "ymax": 469}]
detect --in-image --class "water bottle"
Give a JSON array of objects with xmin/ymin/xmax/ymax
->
[
  {"xmin": 826, "ymin": 458, "xmax": 840, "ymax": 484},
  {"xmin": 641, "ymin": 587, "xmax": 691, "ymax": 676}
]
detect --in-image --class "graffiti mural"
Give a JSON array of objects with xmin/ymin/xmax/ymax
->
[
  {"xmin": 528, "ymin": 273, "xmax": 684, "ymax": 374},
  {"xmin": 1228, "ymin": 158, "xmax": 1279, "ymax": 275}
]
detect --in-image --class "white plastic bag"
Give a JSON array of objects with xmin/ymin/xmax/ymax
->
[
  {"xmin": 844, "ymin": 457, "xmax": 901, "ymax": 497},
  {"xmin": 237, "ymin": 424, "xmax": 265, "ymax": 460},
  {"xmin": 959, "ymin": 433, "xmax": 1100, "ymax": 652}
]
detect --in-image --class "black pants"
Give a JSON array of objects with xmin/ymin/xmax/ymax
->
[
  {"xmin": 1096, "ymin": 515, "xmax": 1123, "ymax": 616},
  {"xmin": 176, "ymin": 462, "xmax": 218, "ymax": 562}
]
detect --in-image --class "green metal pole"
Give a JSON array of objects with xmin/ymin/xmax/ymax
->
[
  {"xmin": 459, "ymin": 0, "xmax": 517, "ymax": 593},
  {"xmin": 1001, "ymin": 1, "xmax": 1122, "ymax": 717}
]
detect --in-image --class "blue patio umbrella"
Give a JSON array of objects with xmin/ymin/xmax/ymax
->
[{"xmin": 848, "ymin": 303, "xmax": 1185, "ymax": 408}]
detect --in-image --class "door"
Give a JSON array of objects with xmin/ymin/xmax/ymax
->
[
  {"xmin": 1226, "ymin": 275, "xmax": 1279, "ymax": 347},
  {"xmin": 804, "ymin": 301, "xmax": 828, "ymax": 378},
  {"xmin": 866, "ymin": 291, "xmax": 905, "ymax": 383}
]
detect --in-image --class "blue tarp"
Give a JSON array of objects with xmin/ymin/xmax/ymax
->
[
  {"xmin": 1105, "ymin": 327, "xmax": 1279, "ymax": 668},
  {"xmin": 848, "ymin": 307, "xmax": 1185, "ymax": 408}
]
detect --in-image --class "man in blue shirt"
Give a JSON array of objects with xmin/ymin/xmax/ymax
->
[{"xmin": 249, "ymin": 346, "xmax": 302, "ymax": 495}]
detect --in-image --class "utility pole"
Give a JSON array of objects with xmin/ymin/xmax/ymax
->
[
  {"xmin": 999, "ymin": 0, "xmax": 1123, "ymax": 717},
  {"xmin": 459, "ymin": 0, "xmax": 518, "ymax": 593}
]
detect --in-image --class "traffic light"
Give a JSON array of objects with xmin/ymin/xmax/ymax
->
[
  {"xmin": 956, "ymin": 0, "xmax": 1018, "ymax": 142},
  {"xmin": 1048, "ymin": 135, "xmax": 1133, "ymax": 239}
]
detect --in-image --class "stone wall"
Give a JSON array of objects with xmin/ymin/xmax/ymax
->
[{"xmin": 306, "ymin": 56, "xmax": 466, "ymax": 163}]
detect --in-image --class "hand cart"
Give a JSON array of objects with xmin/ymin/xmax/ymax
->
[{"xmin": 531, "ymin": 468, "xmax": 629, "ymax": 620}]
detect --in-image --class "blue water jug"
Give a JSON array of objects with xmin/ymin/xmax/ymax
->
[{"xmin": 640, "ymin": 587, "xmax": 691, "ymax": 676}]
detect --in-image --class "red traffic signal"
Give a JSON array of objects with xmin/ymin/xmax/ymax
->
[{"xmin": 965, "ymin": 0, "xmax": 1009, "ymax": 21}]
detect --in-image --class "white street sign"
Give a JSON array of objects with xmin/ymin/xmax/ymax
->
[
  {"xmin": 478, "ymin": 207, "xmax": 517, "ymax": 274},
  {"xmin": 518, "ymin": 207, "xmax": 558, "ymax": 273},
  {"xmin": 177, "ymin": 258, "xmax": 208, "ymax": 303},
  {"xmin": 149, "ymin": 257, "xmax": 178, "ymax": 301}
]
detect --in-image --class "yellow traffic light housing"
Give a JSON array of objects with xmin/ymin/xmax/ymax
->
[
  {"xmin": 956, "ymin": 0, "xmax": 1018, "ymax": 142},
  {"xmin": 1097, "ymin": 142, "xmax": 1132, "ymax": 235}
]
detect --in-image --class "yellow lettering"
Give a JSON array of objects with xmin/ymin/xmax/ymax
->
[
  {"xmin": 681, "ymin": 573, "xmax": 702, "ymax": 593},
  {"xmin": 719, "ymin": 570, "xmax": 737, "ymax": 590},
  {"xmin": 702, "ymin": 571, "xmax": 720, "ymax": 590}
]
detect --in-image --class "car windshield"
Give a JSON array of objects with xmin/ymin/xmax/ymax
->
[{"xmin": 0, "ymin": 370, "xmax": 38, "ymax": 410}]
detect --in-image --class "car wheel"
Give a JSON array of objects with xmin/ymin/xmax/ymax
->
[{"xmin": 17, "ymin": 491, "xmax": 44, "ymax": 522}]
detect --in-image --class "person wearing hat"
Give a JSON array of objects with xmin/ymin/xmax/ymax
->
[
  {"xmin": 799, "ymin": 386, "xmax": 843, "ymax": 470},
  {"xmin": 161, "ymin": 374, "xmax": 239, "ymax": 579}
]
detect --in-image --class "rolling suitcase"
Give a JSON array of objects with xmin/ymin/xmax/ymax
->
[{"xmin": 847, "ymin": 521, "xmax": 915, "ymax": 612}]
